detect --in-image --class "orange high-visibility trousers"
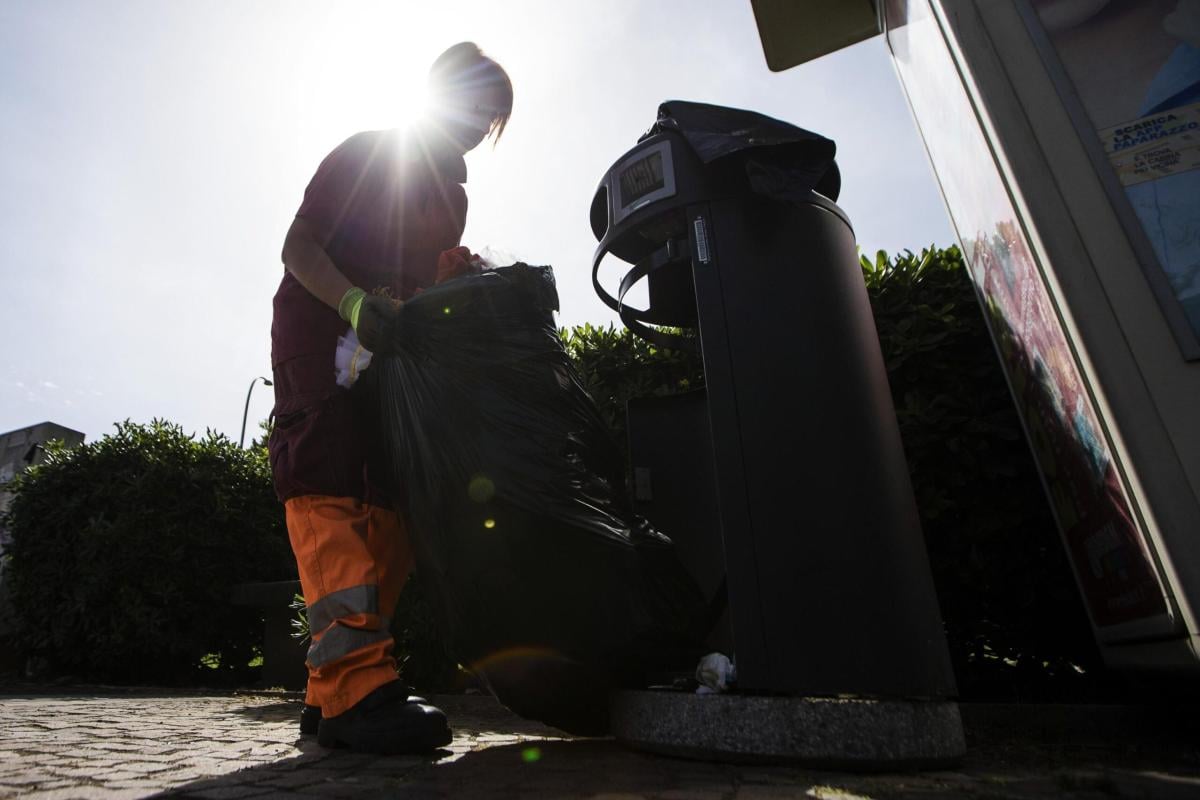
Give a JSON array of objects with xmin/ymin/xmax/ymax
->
[{"xmin": 285, "ymin": 495, "xmax": 415, "ymax": 718}]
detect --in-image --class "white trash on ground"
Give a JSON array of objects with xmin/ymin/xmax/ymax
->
[{"xmin": 695, "ymin": 652, "xmax": 736, "ymax": 694}]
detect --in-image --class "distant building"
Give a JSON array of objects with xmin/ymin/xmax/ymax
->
[
  {"xmin": 0, "ymin": 421, "xmax": 86, "ymax": 639},
  {"xmin": 0, "ymin": 421, "xmax": 86, "ymax": 517}
]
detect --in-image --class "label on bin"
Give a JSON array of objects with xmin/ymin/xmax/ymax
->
[
  {"xmin": 619, "ymin": 150, "xmax": 667, "ymax": 207},
  {"xmin": 693, "ymin": 217, "xmax": 711, "ymax": 264}
]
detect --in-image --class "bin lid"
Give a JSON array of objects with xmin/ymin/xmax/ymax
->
[{"xmin": 643, "ymin": 101, "xmax": 841, "ymax": 203}]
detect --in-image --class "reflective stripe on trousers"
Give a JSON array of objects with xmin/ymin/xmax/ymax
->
[{"xmin": 306, "ymin": 584, "xmax": 391, "ymax": 668}]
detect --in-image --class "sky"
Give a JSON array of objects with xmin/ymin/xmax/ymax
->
[{"xmin": 0, "ymin": 0, "xmax": 955, "ymax": 444}]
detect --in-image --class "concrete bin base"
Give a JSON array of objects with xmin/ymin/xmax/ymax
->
[{"xmin": 610, "ymin": 689, "xmax": 965, "ymax": 770}]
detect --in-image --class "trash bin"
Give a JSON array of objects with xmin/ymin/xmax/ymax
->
[{"xmin": 591, "ymin": 101, "xmax": 957, "ymax": 699}]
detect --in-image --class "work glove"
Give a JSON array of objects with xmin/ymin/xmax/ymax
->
[
  {"xmin": 338, "ymin": 287, "xmax": 402, "ymax": 354},
  {"xmin": 436, "ymin": 246, "xmax": 484, "ymax": 285}
]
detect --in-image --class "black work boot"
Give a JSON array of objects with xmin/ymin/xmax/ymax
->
[
  {"xmin": 317, "ymin": 681, "xmax": 451, "ymax": 754},
  {"xmin": 299, "ymin": 687, "xmax": 428, "ymax": 736},
  {"xmin": 299, "ymin": 703, "xmax": 321, "ymax": 736}
]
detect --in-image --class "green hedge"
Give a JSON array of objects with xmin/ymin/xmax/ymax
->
[
  {"xmin": 560, "ymin": 323, "xmax": 704, "ymax": 448},
  {"xmin": 3, "ymin": 420, "xmax": 294, "ymax": 684},
  {"xmin": 862, "ymin": 247, "xmax": 1101, "ymax": 699}
]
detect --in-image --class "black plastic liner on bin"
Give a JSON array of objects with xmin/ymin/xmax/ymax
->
[
  {"xmin": 358, "ymin": 263, "xmax": 707, "ymax": 735},
  {"xmin": 643, "ymin": 99, "xmax": 842, "ymax": 203}
]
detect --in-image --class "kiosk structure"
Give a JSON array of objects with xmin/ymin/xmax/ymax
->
[{"xmin": 752, "ymin": 0, "xmax": 1200, "ymax": 671}]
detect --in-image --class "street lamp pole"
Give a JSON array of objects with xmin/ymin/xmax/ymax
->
[{"xmin": 240, "ymin": 376, "xmax": 273, "ymax": 448}]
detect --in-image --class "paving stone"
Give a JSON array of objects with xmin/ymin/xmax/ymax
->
[
  {"xmin": 20, "ymin": 790, "xmax": 147, "ymax": 800},
  {"xmin": 358, "ymin": 756, "xmax": 428, "ymax": 771},
  {"xmin": 116, "ymin": 761, "xmax": 178, "ymax": 774},
  {"xmin": 103, "ymin": 779, "xmax": 175, "ymax": 792},
  {"xmin": 0, "ymin": 773, "xmax": 56, "ymax": 785},
  {"xmin": 289, "ymin": 781, "xmax": 373, "ymax": 798},
  {"xmin": 246, "ymin": 771, "xmax": 329, "ymax": 790},
  {"xmin": 175, "ymin": 786, "xmax": 276, "ymax": 799},
  {"xmin": 85, "ymin": 743, "xmax": 149, "ymax": 752},
  {"xmin": 658, "ymin": 787, "xmax": 731, "ymax": 799},
  {"xmin": 22, "ymin": 781, "xmax": 78, "ymax": 791},
  {"xmin": 257, "ymin": 767, "xmax": 347, "ymax": 785},
  {"xmin": 735, "ymin": 785, "xmax": 820, "ymax": 799}
]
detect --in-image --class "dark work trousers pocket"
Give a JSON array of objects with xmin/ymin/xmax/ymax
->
[{"xmin": 268, "ymin": 354, "xmax": 367, "ymax": 503}]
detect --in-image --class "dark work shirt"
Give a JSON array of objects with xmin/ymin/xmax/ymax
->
[{"xmin": 271, "ymin": 128, "xmax": 468, "ymax": 368}]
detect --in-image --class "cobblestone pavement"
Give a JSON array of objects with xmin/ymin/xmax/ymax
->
[{"xmin": 1, "ymin": 689, "xmax": 1199, "ymax": 799}]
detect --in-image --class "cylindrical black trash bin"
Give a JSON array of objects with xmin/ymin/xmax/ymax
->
[{"xmin": 592, "ymin": 102, "xmax": 957, "ymax": 701}]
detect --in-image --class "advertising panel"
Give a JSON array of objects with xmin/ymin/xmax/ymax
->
[{"xmin": 885, "ymin": 0, "xmax": 1174, "ymax": 633}]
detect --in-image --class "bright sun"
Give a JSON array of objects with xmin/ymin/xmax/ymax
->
[{"xmin": 296, "ymin": 3, "xmax": 448, "ymax": 147}]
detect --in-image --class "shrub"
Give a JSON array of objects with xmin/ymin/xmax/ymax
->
[
  {"xmin": 863, "ymin": 247, "xmax": 1102, "ymax": 699},
  {"xmin": 4, "ymin": 420, "xmax": 294, "ymax": 684},
  {"xmin": 390, "ymin": 573, "xmax": 462, "ymax": 691},
  {"xmin": 560, "ymin": 323, "xmax": 704, "ymax": 448}
]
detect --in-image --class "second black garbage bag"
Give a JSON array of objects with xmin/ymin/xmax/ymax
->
[{"xmin": 359, "ymin": 263, "xmax": 707, "ymax": 735}]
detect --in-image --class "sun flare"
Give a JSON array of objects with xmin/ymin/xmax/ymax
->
[{"xmin": 294, "ymin": 3, "xmax": 454, "ymax": 148}]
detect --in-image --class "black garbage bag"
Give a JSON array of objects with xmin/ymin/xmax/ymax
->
[
  {"xmin": 359, "ymin": 263, "xmax": 708, "ymax": 735},
  {"xmin": 644, "ymin": 99, "xmax": 842, "ymax": 202}
]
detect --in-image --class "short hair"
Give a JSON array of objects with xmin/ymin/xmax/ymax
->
[{"xmin": 428, "ymin": 42, "xmax": 514, "ymax": 142}]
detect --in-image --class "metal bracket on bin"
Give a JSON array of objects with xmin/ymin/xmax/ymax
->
[{"xmin": 592, "ymin": 234, "xmax": 698, "ymax": 352}]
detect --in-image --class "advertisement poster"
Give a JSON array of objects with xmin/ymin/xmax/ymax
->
[
  {"xmin": 1036, "ymin": 0, "xmax": 1200, "ymax": 340},
  {"xmin": 886, "ymin": 0, "xmax": 1172, "ymax": 631},
  {"xmin": 971, "ymin": 224, "xmax": 1168, "ymax": 628}
]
